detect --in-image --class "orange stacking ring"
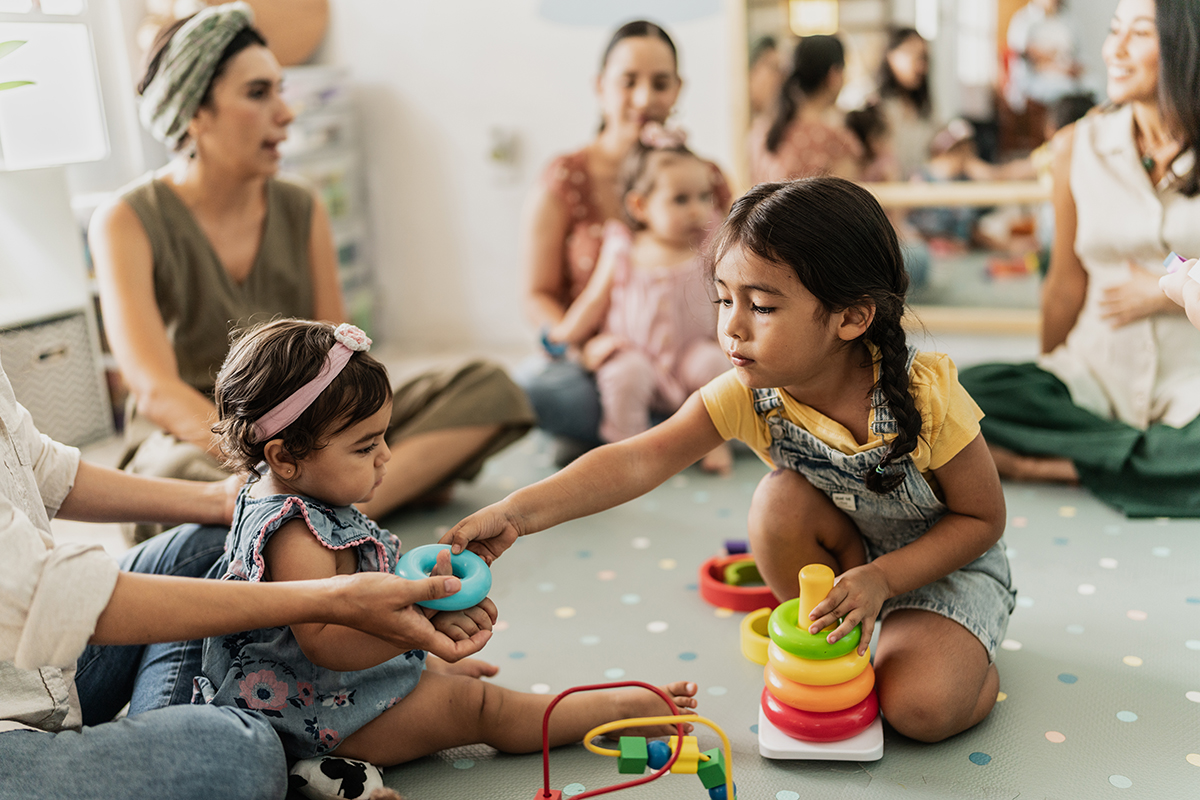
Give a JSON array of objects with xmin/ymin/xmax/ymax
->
[
  {"xmin": 761, "ymin": 686, "xmax": 879, "ymax": 742},
  {"xmin": 767, "ymin": 640, "xmax": 870, "ymax": 686},
  {"xmin": 763, "ymin": 661, "xmax": 875, "ymax": 712}
]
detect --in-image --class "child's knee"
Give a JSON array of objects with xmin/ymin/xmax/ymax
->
[
  {"xmin": 748, "ymin": 469, "xmax": 828, "ymax": 535},
  {"xmin": 879, "ymin": 689, "xmax": 970, "ymax": 742},
  {"xmin": 597, "ymin": 352, "xmax": 655, "ymax": 394}
]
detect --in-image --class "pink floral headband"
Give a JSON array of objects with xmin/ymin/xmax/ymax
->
[
  {"xmin": 640, "ymin": 122, "xmax": 688, "ymax": 150},
  {"xmin": 252, "ymin": 323, "xmax": 373, "ymax": 443}
]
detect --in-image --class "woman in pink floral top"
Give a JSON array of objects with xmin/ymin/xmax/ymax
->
[{"xmin": 517, "ymin": 20, "xmax": 731, "ymax": 464}]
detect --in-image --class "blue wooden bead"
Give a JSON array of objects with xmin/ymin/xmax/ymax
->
[
  {"xmin": 708, "ymin": 782, "xmax": 736, "ymax": 800},
  {"xmin": 646, "ymin": 740, "xmax": 671, "ymax": 770}
]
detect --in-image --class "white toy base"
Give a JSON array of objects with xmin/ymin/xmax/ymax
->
[{"xmin": 758, "ymin": 707, "xmax": 884, "ymax": 761}]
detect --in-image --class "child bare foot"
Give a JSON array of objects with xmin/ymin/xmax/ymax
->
[
  {"xmin": 426, "ymin": 655, "xmax": 499, "ymax": 679},
  {"xmin": 605, "ymin": 681, "xmax": 699, "ymax": 738},
  {"xmin": 699, "ymin": 443, "xmax": 733, "ymax": 476}
]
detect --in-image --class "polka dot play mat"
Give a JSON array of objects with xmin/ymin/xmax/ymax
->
[{"xmin": 375, "ymin": 434, "xmax": 1199, "ymax": 799}]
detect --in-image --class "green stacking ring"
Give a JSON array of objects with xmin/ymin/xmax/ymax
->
[{"xmin": 768, "ymin": 598, "xmax": 861, "ymax": 660}]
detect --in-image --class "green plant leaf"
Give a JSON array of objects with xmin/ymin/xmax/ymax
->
[
  {"xmin": 0, "ymin": 81, "xmax": 34, "ymax": 92},
  {"xmin": 0, "ymin": 41, "xmax": 27, "ymax": 61}
]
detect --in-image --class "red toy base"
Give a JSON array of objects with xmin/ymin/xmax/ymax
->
[
  {"xmin": 532, "ymin": 792, "xmax": 562, "ymax": 800},
  {"xmin": 698, "ymin": 555, "xmax": 780, "ymax": 612},
  {"xmin": 760, "ymin": 687, "xmax": 879, "ymax": 742}
]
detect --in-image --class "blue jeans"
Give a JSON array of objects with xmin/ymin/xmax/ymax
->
[
  {"xmin": 0, "ymin": 525, "xmax": 287, "ymax": 799},
  {"xmin": 0, "ymin": 704, "xmax": 286, "ymax": 800},
  {"xmin": 75, "ymin": 524, "xmax": 228, "ymax": 723},
  {"xmin": 513, "ymin": 355, "xmax": 602, "ymax": 445}
]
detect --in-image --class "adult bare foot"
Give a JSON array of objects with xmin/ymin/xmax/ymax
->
[
  {"xmin": 606, "ymin": 681, "xmax": 699, "ymax": 738},
  {"xmin": 426, "ymin": 655, "xmax": 499, "ymax": 679},
  {"xmin": 700, "ymin": 443, "xmax": 733, "ymax": 476},
  {"xmin": 988, "ymin": 444, "xmax": 1079, "ymax": 484}
]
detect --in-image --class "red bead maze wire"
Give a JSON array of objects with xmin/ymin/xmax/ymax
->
[{"xmin": 535, "ymin": 681, "xmax": 688, "ymax": 799}]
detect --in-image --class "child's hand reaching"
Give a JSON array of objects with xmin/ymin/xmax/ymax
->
[
  {"xmin": 806, "ymin": 563, "xmax": 891, "ymax": 656},
  {"xmin": 441, "ymin": 502, "xmax": 524, "ymax": 563}
]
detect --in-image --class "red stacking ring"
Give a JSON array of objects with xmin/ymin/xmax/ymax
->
[
  {"xmin": 698, "ymin": 555, "xmax": 780, "ymax": 612},
  {"xmin": 760, "ymin": 686, "xmax": 879, "ymax": 742}
]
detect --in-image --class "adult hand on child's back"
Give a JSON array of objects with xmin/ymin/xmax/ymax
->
[
  {"xmin": 441, "ymin": 502, "xmax": 523, "ymax": 564},
  {"xmin": 1100, "ymin": 261, "xmax": 1179, "ymax": 327},
  {"xmin": 331, "ymin": 571, "xmax": 493, "ymax": 663},
  {"xmin": 807, "ymin": 563, "xmax": 891, "ymax": 657}
]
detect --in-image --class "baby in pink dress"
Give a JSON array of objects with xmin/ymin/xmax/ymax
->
[{"xmin": 545, "ymin": 125, "xmax": 733, "ymax": 473}]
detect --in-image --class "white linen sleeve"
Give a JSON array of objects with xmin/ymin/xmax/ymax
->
[{"xmin": 0, "ymin": 498, "xmax": 119, "ymax": 671}]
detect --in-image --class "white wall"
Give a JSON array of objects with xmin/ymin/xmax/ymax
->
[{"xmin": 322, "ymin": 0, "xmax": 735, "ymax": 352}]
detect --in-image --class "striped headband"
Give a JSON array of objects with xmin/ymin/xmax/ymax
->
[{"xmin": 139, "ymin": 2, "xmax": 256, "ymax": 150}]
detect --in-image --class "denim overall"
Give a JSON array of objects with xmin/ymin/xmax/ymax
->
[
  {"xmin": 194, "ymin": 489, "xmax": 426, "ymax": 758},
  {"xmin": 752, "ymin": 346, "xmax": 1015, "ymax": 659}
]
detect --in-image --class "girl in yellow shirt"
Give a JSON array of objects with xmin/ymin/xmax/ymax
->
[{"xmin": 444, "ymin": 177, "xmax": 1013, "ymax": 744}]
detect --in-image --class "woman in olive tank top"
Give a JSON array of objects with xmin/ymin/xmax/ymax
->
[{"xmin": 90, "ymin": 10, "xmax": 533, "ymax": 544}]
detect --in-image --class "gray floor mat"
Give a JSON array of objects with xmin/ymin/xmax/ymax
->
[{"xmin": 376, "ymin": 433, "xmax": 1200, "ymax": 799}]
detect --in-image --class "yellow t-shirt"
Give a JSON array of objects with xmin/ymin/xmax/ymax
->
[{"xmin": 700, "ymin": 351, "xmax": 983, "ymax": 476}]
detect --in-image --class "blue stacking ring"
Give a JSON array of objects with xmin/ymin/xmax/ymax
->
[{"xmin": 393, "ymin": 544, "xmax": 492, "ymax": 610}]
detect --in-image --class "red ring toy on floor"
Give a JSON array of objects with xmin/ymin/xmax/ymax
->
[
  {"xmin": 760, "ymin": 687, "xmax": 879, "ymax": 742},
  {"xmin": 698, "ymin": 555, "xmax": 780, "ymax": 612}
]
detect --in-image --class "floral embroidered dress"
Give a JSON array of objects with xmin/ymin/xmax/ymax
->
[{"xmin": 193, "ymin": 488, "xmax": 426, "ymax": 758}]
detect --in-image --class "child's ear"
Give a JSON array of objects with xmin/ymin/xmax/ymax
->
[
  {"xmin": 837, "ymin": 302, "xmax": 875, "ymax": 341},
  {"xmin": 263, "ymin": 440, "xmax": 300, "ymax": 479},
  {"xmin": 624, "ymin": 192, "xmax": 647, "ymax": 225}
]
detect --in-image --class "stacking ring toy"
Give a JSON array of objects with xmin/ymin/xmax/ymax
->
[
  {"xmin": 763, "ymin": 662, "xmax": 875, "ymax": 712},
  {"xmin": 767, "ymin": 640, "xmax": 870, "ymax": 686},
  {"xmin": 698, "ymin": 555, "xmax": 780, "ymax": 612},
  {"xmin": 768, "ymin": 598, "xmax": 861, "ymax": 660},
  {"xmin": 393, "ymin": 544, "xmax": 492, "ymax": 611},
  {"xmin": 760, "ymin": 686, "xmax": 879, "ymax": 742},
  {"xmin": 740, "ymin": 607, "xmax": 772, "ymax": 665}
]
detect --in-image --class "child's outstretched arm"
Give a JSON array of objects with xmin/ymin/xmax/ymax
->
[
  {"xmin": 442, "ymin": 393, "xmax": 725, "ymax": 562},
  {"xmin": 807, "ymin": 433, "xmax": 1006, "ymax": 654},
  {"xmin": 263, "ymin": 520, "xmax": 497, "ymax": 672}
]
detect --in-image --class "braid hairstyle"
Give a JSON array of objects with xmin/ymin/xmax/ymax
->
[
  {"xmin": 708, "ymin": 177, "xmax": 920, "ymax": 493},
  {"xmin": 765, "ymin": 34, "xmax": 846, "ymax": 153}
]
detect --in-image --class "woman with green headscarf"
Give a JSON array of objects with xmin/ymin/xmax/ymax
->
[{"xmin": 90, "ymin": 3, "xmax": 534, "ymax": 544}]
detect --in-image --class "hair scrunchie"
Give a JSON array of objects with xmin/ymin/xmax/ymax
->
[{"xmin": 138, "ymin": 1, "xmax": 256, "ymax": 150}]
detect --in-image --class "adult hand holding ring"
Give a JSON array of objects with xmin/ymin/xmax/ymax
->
[{"xmin": 394, "ymin": 544, "xmax": 493, "ymax": 611}]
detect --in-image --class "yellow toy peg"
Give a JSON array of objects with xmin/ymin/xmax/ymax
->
[{"xmin": 797, "ymin": 563, "xmax": 835, "ymax": 634}]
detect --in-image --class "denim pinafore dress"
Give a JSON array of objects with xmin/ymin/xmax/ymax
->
[
  {"xmin": 752, "ymin": 347, "xmax": 1015, "ymax": 659},
  {"xmin": 194, "ymin": 490, "xmax": 426, "ymax": 758}
]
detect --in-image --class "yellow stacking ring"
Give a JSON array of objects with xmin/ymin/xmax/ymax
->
[
  {"xmin": 740, "ymin": 607, "xmax": 772, "ymax": 665},
  {"xmin": 763, "ymin": 661, "xmax": 875, "ymax": 712},
  {"xmin": 768, "ymin": 599, "xmax": 861, "ymax": 660},
  {"xmin": 767, "ymin": 640, "xmax": 870, "ymax": 686}
]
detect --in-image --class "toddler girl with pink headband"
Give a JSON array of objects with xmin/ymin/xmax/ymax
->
[
  {"xmin": 544, "ymin": 124, "xmax": 734, "ymax": 474},
  {"xmin": 196, "ymin": 318, "xmax": 697, "ymax": 799}
]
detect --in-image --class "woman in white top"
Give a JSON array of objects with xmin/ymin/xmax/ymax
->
[
  {"xmin": 960, "ymin": 0, "xmax": 1200, "ymax": 516},
  {"xmin": 0, "ymin": 357, "xmax": 492, "ymax": 799}
]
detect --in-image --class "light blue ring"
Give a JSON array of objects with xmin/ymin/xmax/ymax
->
[{"xmin": 394, "ymin": 544, "xmax": 492, "ymax": 610}]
